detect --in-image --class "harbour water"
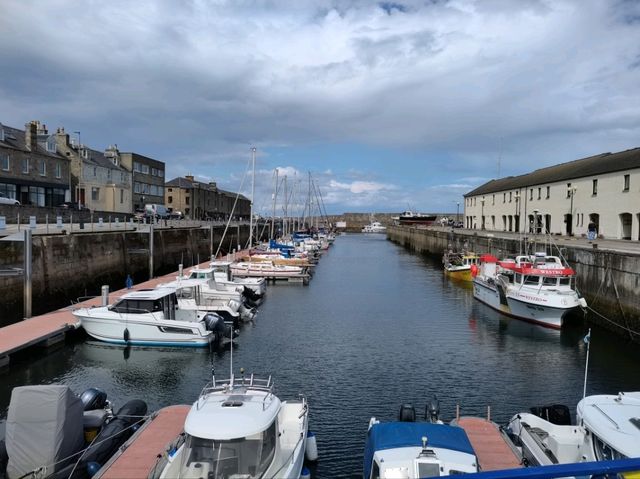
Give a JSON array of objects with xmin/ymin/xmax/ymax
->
[{"xmin": 2, "ymin": 233, "xmax": 640, "ymax": 477}]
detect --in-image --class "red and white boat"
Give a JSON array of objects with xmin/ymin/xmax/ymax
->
[{"xmin": 472, "ymin": 252, "xmax": 587, "ymax": 329}]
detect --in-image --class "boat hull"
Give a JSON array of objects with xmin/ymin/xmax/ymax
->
[
  {"xmin": 444, "ymin": 267, "xmax": 472, "ymax": 282},
  {"xmin": 75, "ymin": 313, "xmax": 213, "ymax": 347}
]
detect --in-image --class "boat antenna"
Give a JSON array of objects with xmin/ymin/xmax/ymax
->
[
  {"xmin": 229, "ymin": 321, "xmax": 234, "ymax": 391},
  {"xmin": 250, "ymin": 147, "xmax": 256, "ymax": 250},
  {"xmin": 582, "ymin": 328, "xmax": 591, "ymax": 400}
]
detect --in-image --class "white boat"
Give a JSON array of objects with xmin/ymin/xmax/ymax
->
[
  {"xmin": 158, "ymin": 279, "xmax": 245, "ymax": 327},
  {"xmin": 362, "ymin": 221, "xmax": 387, "ymax": 233},
  {"xmin": 72, "ymin": 288, "xmax": 225, "ymax": 347},
  {"xmin": 507, "ymin": 392, "xmax": 640, "ymax": 470},
  {"xmin": 184, "ymin": 266, "xmax": 263, "ymax": 308},
  {"xmin": 210, "ymin": 260, "xmax": 267, "ymax": 297},
  {"xmin": 230, "ymin": 261, "xmax": 310, "ymax": 283},
  {"xmin": 364, "ymin": 404, "xmax": 479, "ymax": 479},
  {"xmin": 158, "ymin": 373, "xmax": 309, "ymax": 479},
  {"xmin": 472, "ymin": 253, "xmax": 587, "ymax": 329}
]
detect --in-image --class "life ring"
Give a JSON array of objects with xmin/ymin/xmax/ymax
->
[{"xmin": 470, "ymin": 264, "xmax": 479, "ymax": 277}]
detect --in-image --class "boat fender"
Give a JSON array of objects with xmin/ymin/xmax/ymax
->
[
  {"xmin": 305, "ymin": 431, "xmax": 318, "ymax": 462},
  {"xmin": 398, "ymin": 404, "xmax": 416, "ymax": 422},
  {"xmin": 123, "ymin": 328, "xmax": 130, "ymax": 343},
  {"xmin": 80, "ymin": 387, "xmax": 108, "ymax": 411},
  {"xmin": 300, "ymin": 466, "xmax": 311, "ymax": 479},
  {"xmin": 470, "ymin": 264, "xmax": 478, "ymax": 277},
  {"xmin": 86, "ymin": 461, "xmax": 101, "ymax": 477}
]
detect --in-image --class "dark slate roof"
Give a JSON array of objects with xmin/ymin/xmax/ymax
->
[
  {"xmin": 0, "ymin": 124, "xmax": 64, "ymax": 159},
  {"xmin": 165, "ymin": 177, "xmax": 249, "ymax": 201},
  {"xmin": 84, "ymin": 148, "xmax": 127, "ymax": 171},
  {"xmin": 465, "ymin": 147, "xmax": 640, "ymax": 197}
]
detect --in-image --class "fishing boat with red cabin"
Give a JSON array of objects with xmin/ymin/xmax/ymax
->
[{"xmin": 471, "ymin": 252, "xmax": 587, "ymax": 329}]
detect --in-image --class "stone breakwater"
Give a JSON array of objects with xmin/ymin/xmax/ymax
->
[{"xmin": 387, "ymin": 225, "xmax": 640, "ymax": 342}]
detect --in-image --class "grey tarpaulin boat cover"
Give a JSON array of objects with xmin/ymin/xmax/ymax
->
[{"xmin": 5, "ymin": 385, "xmax": 84, "ymax": 479}]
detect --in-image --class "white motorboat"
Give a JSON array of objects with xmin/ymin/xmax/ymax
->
[
  {"xmin": 230, "ymin": 261, "xmax": 310, "ymax": 283},
  {"xmin": 183, "ymin": 267, "xmax": 261, "ymax": 307},
  {"xmin": 472, "ymin": 252, "xmax": 587, "ymax": 329},
  {"xmin": 72, "ymin": 288, "xmax": 226, "ymax": 347},
  {"xmin": 158, "ymin": 279, "xmax": 245, "ymax": 327},
  {"xmin": 364, "ymin": 404, "xmax": 479, "ymax": 479},
  {"xmin": 210, "ymin": 260, "xmax": 267, "ymax": 297},
  {"xmin": 362, "ymin": 221, "xmax": 387, "ymax": 233},
  {"xmin": 157, "ymin": 373, "xmax": 309, "ymax": 479},
  {"xmin": 507, "ymin": 392, "xmax": 640, "ymax": 469}
]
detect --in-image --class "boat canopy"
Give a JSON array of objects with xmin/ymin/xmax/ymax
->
[{"xmin": 364, "ymin": 422, "xmax": 475, "ymax": 479}]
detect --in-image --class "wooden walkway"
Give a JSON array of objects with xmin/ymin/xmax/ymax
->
[
  {"xmin": 0, "ymin": 253, "xmax": 248, "ymax": 366},
  {"xmin": 97, "ymin": 405, "xmax": 190, "ymax": 479},
  {"xmin": 457, "ymin": 417, "xmax": 522, "ymax": 471}
]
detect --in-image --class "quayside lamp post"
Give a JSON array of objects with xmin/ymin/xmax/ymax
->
[
  {"xmin": 480, "ymin": 199, "xmax": 485, "ymax": 230},
  {"xmin": 456, "ymin": 201, "xmax": 460, "ymax": 224},
  {"xmin": 533, "ymin": 208, "xmax": 539, "ymax": 235}
]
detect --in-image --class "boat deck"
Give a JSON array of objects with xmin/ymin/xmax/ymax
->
[
  {"xmin": 457, "ymin": 417, "xmax": 522, "ymax": 471},
  {"xmin": 97, "ymin": 405, "xmax": 190, "ymax": 478},
  {"xmin": 0, "ymin": 253, "xmax": 250, "ymax": 366}
]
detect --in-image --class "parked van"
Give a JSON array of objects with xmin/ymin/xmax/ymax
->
[{"xmin": 144, "ymin": 204, "xmax": 169, "ymax": 219}]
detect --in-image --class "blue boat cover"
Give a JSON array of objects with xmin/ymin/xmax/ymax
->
[{"xmin": 363, "ymin": 422, "xmax": 475, "ymax": 479}]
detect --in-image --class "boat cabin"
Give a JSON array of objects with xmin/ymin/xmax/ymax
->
[
  {"xmin": 210, "ymin": 261, "xmax": 234, "ymax": 281},
  {"xmin": 364, "ymin": 422, "xmax": 478, "ymax": 479},
  {"xmin": 173, "ymin": 378, "xmax": 282, "ymax": 479},
  {"xmin": 108, "ymin": 289, "xmax": 178, "ymax": 318}
]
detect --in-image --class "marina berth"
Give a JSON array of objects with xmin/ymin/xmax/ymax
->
[
  {"xmin": 72, "ymin": 288, "xmax": 222, "ymax": 347},
  {"xmin": 471, "ymin": 252, "xmax": 586, "ymax": 329}
]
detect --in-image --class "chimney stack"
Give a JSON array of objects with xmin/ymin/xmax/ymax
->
[
  {"xmin": 25, "ymin": 121, "xmax": 38, "ymax": 151},
  {"xmin": 185, "ymin": 174, "xmax": 194, "ymax": 182}
]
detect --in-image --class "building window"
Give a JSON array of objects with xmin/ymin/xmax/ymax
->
[
  {"xmin": 503, "ymin": 193, "xmax": 506, "ymax": 203},
  {"xmin": 22, "ymin": 158, "xmax": 29, "ymax": 174},
  {"xmin": 529, "ymin": 188, "xmax": 533, "ymax": 200},
  {"xmin": 120, "ymin": 189, "xmax": 124, "ymax": 204},
  {"xmin": 133, "ymin": 162, "xmax": 141, "ymax": 172},
  {"xmin": 134, "ymin": 182, "xmax": 141, "ymax": 193},
  {"xmin": 151, "ymin": 167, "xmax": 157, "ymax": 176},
  {"xmin": 566, "ymin": 183, "xmax": 572, "ymax": 198},
  {"xmin": 39, "ymin": 160, "xmax": 46, "ymax": 176},
  {"xmin": 55, "ymin": 162, "xmax": 61, "ymax": 178},
  {"xmin": 185, "ymin": 196, "xmax": 190, "ymax": 205},
  {"xmin": 168, "ymin": 188, "xmax": 173, "ymax": 193},
  {"xmin": 1, "ymin": 154, "xmax": 9, "ymax": 171},
  {"xmin": 592, "ymin": 179, "xmax": 598, "ymax": 196},
  {"xmin": 537, "ymin": 187, "xmax": 541, "ymax": 200},
  {"xmin": 168, "ymin": 195, "xmax": 173, "ymax": 204},
  {"xmin": 91, "ymin": 187, "xmax": 100, "ymax": 201},
  {"xmin": 93, "ymin": 167, "xmax": 97, "ymax": 177},
  {"xmin": 623, "ymin": 174, "xmax": 630, "ymax": 192},
  {"xmin": 546, "ymin": 186, "xmax": 550, "ymax": 199},
  {"xmin": 492, "ymin": 194, "xmax": 495, "ymax": 205},
  {"xmin": 158, "ymin": 169, "xmax": 164, "ymax": 178},
  {"xmin": 141, "ymin": 164, "xmax": 149, "ymax": 174},
  {"xmin": 509, "ymin": 192, "xmax": 512, "ymax": 202}
]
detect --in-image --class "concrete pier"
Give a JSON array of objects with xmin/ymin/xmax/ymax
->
[{"xmin": 387, "ymin": 225, "xmax": 640, "ymax": 341}]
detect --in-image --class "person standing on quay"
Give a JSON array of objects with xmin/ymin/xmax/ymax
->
[
  {"xmin": 587, "ymin": 221, "xmax": 597, "ymax": 241},
  {"xmin": 126, "ymin": 274, "xmax": 133, "ymax": 289}
]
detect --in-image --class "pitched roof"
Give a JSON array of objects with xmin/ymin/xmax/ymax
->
[
  {"xmin": 465, "ymin": 147, "xmax": 640, "ymax": 197},
  {"xmin": 0, "ymin": 124, "xmax": 64, "ymax": 159},
  {"xmin": 84, "ymin": 148, "xmax": 127, "ymax": 171},
  {"xmin": 165, "ymin": 176, "xmax": 196, "ymax": 188},
  {"xmin": 165, "ymin": 177, "xmax": 249, "ymax": 201}
]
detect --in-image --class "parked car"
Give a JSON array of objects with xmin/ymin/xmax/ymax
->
[
  {"xmin": 58, "ymin": 202, "xmax": 89, "ymax": 211},
  {"xmin": 168, "ymin": 210, "xmax": 184, "ymax": 220},
  {"xmin": 0, "ymin": 193, "xmax": 20, "ymax": 205}
]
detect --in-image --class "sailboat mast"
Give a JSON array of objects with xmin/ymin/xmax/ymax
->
[
  {"xmin": 250, "ymin": 147, "xmax": 256, "ymax": 249},
  {"xmin": 271, "ymin": 168, "xmax": 278, "ymax": 239},
  {"xmin": 283, "ymin": 175, "xmax": 288, "ymax": 236}
]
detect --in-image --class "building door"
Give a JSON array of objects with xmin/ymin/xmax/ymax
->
[
  {"xmin": 78, "ymin": 188, "xmax": 86, "ymax": 207},
  {"xmin": 545, "ymin": 215, "xmax": 551, "ymax": 234},
  {"xmin": 565, "ymin": 214, "xmax": 573, "ymax": 236},
  {"xmin": 620, "ymin": 213, "xmax": 632, "ymax": 240}
]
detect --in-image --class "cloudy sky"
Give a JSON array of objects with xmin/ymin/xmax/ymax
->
[{"xmin": 1, "ymin": 0, "xmax": 639, "ymax": 215}]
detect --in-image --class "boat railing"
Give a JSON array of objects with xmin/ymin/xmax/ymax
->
[
  {"xmin": 439, "ymin": 457, "xmax": 640, "ymax": 479},
  {"xmin": 199, "ymin": 374, "xmax": 274, "ymax": 396}
]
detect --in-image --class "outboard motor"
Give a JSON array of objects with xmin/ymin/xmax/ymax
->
[
  {"xmin": 398, "ymin": 404, "xmax": 416, "ymax": 422},
  {"xmin": 242, "ymin": 286, "xmax": 262, "ymax": 303},
  {"xmin": 223, "ymin": 324, "xmax": 239, "ymax": 340},
  {"xmin": 530, "ymin": 404, "xmax": 571, "ymax": 425},
  {"xmin": 204, "ymin": 313, "xmax": 224, "ymax": 332},
  {"xmin": 426, "ymin": 395, "xmax": 440, "ymax": 423},
  {"xmin": 80, "ymin": 388, "xmax": 108, "ymax": 411}
]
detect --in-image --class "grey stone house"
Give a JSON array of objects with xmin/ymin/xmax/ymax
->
[{"xmin": 0, "ymin": 121, "xmax": 70, "ymax": 206}]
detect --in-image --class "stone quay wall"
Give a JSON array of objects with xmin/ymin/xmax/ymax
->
[
  {"xmin": 387, "ymin": 226, "xmax": 640, "ymax": 341},
  {"xmin": 0, "ymin": 203, "xmax": 133, "ymax": 224},
  {"xmin": 0, "ymin": 225, "xmax": 251, "ymax": 322}
]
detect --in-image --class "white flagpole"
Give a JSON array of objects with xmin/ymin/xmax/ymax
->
[{"xmin": 582, "ymin": 328, "xmax": 591, "ymax": 399}]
